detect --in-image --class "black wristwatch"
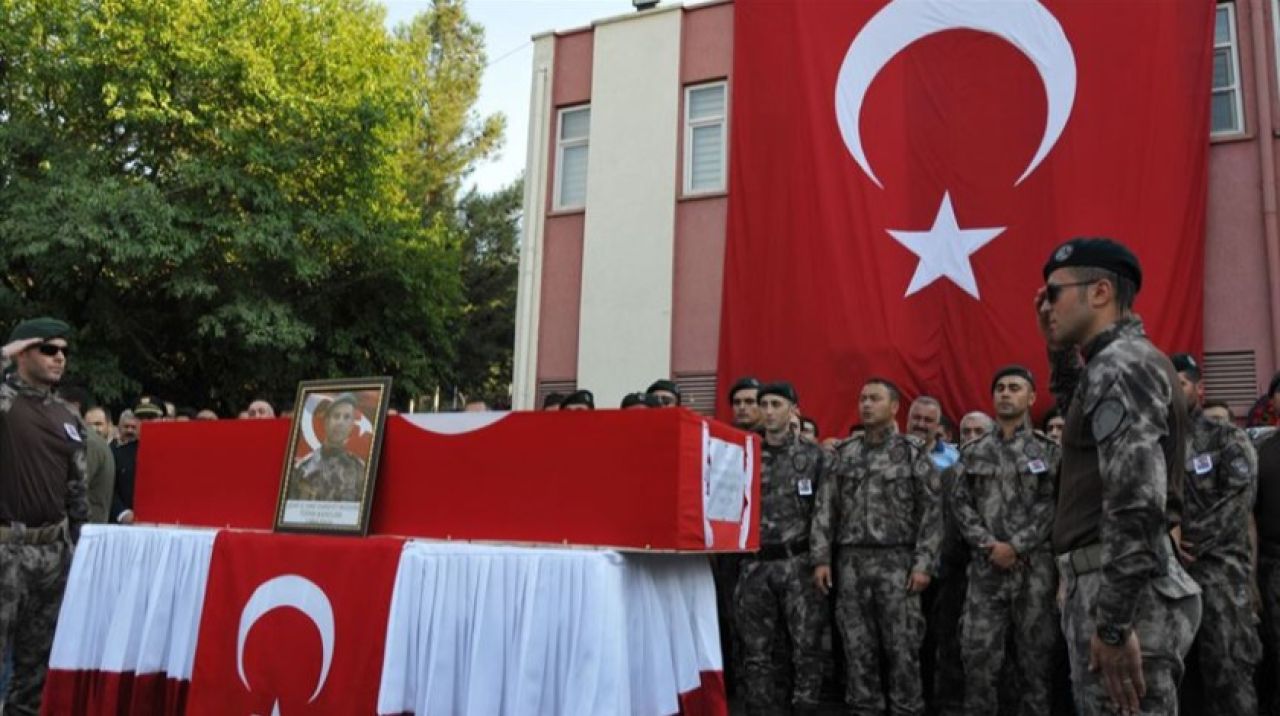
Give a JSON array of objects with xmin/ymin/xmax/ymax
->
[{"xmin": 1096, "ymin": 623, "xmax": 1129, "ymax": 647}]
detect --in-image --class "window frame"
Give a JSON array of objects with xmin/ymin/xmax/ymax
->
[
  {"xmin": 682, "ymin": 80, "xmax": 729, "ymax": 196},
  {"xmin": 554, "ymin": 104, "xmax": 591, "ymax": 211},
  {"xmin": 1213, "ymin": 2, "xmax": 1245, "ymax": 137}
]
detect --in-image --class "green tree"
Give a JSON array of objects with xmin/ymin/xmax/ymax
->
[
  {"xmin": 394, "ymin": 0, "xmax": 505, "ymax": 218},
  {"xmin": 452, "ymin": 177, "xmax": 521, "ymax": 406},
  {"xmin": 0, "ymin": 0, "xmax": 503, "ymax": 414}
]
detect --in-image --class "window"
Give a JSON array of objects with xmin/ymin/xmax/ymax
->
[
  {"xmin": 1213, "ymin": 3, "xmax": 1244, "ymax": 136},
  {"xmin": 555, "ymin": 106, "xmax": 590, "ymax": 210},
  {"xmin": 684, "ymin": 82, "xmax": 727, "ymax": 194}
]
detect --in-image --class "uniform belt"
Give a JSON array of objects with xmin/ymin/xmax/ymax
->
[
  {"xmin": 844, "ymin": 543, "xmax": 913, "ymax": 550},
  {"xmin": 1063, "ymin": 543, "xmax": 1105, "ymax": 576},
  {"xmin": 0, "ymin": 518, "xmax": 67, "ymax": 546},
  {"xmin": 1061, "ymin": 535, "xmax": 1177, "ymax": 577},
  {"xmin": 754, "ymin": 538, "xmax": 809, "ymax": 561}
]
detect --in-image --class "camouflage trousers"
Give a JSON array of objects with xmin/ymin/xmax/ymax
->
[
  {"xmin": 0, "ymin": 541, "xmax": 69, "ymax": 715},
  {"xmin": 960, "ymin": 550, "xmax": 1057, "ymax": 716},
  {"xmin": 1182, "ymin": 563, "xmax": 1260, "ymax": 716},
  {"xmin": 835, "ymin": 547, "xmax": 925, "ymax": 716},
  {"xmin": 1058, "ymin": 552, "xmax": 1201, "ymax": 716},
  {"xmin": 733, "ymin": 553, "xmax": 827, "ymax": 714}
]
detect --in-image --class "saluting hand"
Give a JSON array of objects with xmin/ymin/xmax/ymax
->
[{"xmin": 1, "ymin": 337, "xmax": 40, "ymax": 360}]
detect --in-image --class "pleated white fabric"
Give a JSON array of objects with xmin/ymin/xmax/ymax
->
[
  {"xmin": 376, "ymin": 543, "xmax": 721, "ymax": 716},
  {"xmin": 48, "ymin": 524, "xmax": 216, "ymax": 679}
]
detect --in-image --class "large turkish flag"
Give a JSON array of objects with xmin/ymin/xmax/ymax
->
[
  {"xmin": 717, "ymin": 0, "xmax": 1215, "ymax": 435},
  {"xmin": 186, "ymin": 531, "xmax": 404, "ymax": 715}
]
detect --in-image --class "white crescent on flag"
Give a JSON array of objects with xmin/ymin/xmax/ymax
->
[{"xmin": 834, "ymin": 0, "xmax": 1077, "ymax": 188}]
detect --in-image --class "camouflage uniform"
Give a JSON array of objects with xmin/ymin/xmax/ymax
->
[
  {"xmin": 812, "ymin": 428, "xmax": 942, "ymax": 716},
  {"xmin": 0, "ymin": 376, "xmax": 88, "ymax": 715},
  {"xmin": 288, "ymin": 448, "xmax": 366, "ymax": 501},
  {"xmin": 1179, "ymin": 411, "xmax": 1260, "ymax": 716},
  {"xmin": 1050, "ymin": 317, "xmax": 1202, "ymax": 716},
  {"xmin": 734, "ymin": 435, "xmax": 830, "ymax": 715},
  {"xmin": 949, "ymin": 425, "xmax": 1060, "ymax": 716}
]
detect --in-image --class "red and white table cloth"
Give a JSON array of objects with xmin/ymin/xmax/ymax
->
[{"xmin": 43, "ymin": 525, "xmax": 726, "ymax": 715}]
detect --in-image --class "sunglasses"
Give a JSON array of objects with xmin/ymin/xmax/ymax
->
[
  {"xmin": 1043, "ymin": 280, "xmax": 1099, "ymax": 305},
  {"xmin": 35, "ymin": 343, "xmax": 70, "ymax": 358}
]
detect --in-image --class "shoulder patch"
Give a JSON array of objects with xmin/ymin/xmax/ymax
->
[
  {"xmin": 1232, "ymin": 456, "xmax": 1253, "ymax": 479},
  {"xmin": 889, "ymin": 442, "xmax": 908, "ymax": 463},
  {"xmin": 1091, "ymin": 399, "xmax": 1127, "ymax": 442}
]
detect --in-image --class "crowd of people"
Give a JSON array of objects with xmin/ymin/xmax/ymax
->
[
  {"xmin": 3, "ymin": 237, "xmax": 1280, "ymax": 715},
  {"xmin": 546, "ymin": 239, "xmax": 1280, "ymax": 716}
]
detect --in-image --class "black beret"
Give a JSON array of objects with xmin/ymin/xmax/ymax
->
[
  {"xmin": 541, "ymin": 392, "xmax": 565, "ymax": 409},
  {"xmin": 1170, "ymin": 353, "xmax": 1201, "ymax": 380},
  {"xmin": 758, "ymin": 381, "xmax": 798, "ymax": 405},
  {"xmin": 560, "ymin": 389, "xmax": 595, "ymax": 410},
  {"xmin": 727, "ymin": 376, "xmax": 762, "ymax": 404},
  {"xmin": 990, "ymin": 365, "xmax": 1035, "ymax": 393},
  {"xmin": 133, "ymin": 397, "xmax": 165, "ymax": 419},
  {"xmin": 646, "ymin": 379, "xmax": 681, "ymax": 402},
  {"xmin": 1042, "ymin": 237, "xmax": 1142, "ymax": 292},
  {"xmin": 8, "ymin": 317, "xmax": 72, "ymax": 344},
  {"xmin": 620, "ymin": 392, "xmax": 648, "ymax": 409}
]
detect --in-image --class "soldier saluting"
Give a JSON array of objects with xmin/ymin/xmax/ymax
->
[{"xmin": 1037, "ymin": 237, "xmax": 1200, "ymax": 715}]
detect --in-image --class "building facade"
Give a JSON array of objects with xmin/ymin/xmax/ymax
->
[{"xmin": 514, "ymin": 0, "xmax": 1280, "ymax": 419}]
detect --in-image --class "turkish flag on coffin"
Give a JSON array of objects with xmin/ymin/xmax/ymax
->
[
  {"xmin": 186, "ymin": 532, "xmax": 404, "ymax": 715},
  {"xmin": 717, "ymin": 0, "xmax": 1215, "ymax": 435}
]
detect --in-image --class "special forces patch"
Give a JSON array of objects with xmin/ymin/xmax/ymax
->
[
  {"xmin": 1091, "ymin": 399, "xmax": 1127, "ymax": 441},
  {"xmin": 1232, "ymin": 456, "xmax": 1252, "ymax": 478},
  {"xmin": 792, "ymin": 452, "xmax": 811, "ymax": 473},
  {"xmin": 1023, "ymin": 441, "xmax": 1043, "ymax": 460},
  {"xmin": 889, "ymin": 443, "xmax": 907, "ymax": 463}
]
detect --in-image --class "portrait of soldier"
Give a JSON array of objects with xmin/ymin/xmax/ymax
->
[{"xmin": 287, "ymin": 392, "xmax": 368, "ymax": 502}]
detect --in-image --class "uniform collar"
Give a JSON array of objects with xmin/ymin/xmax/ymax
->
[
  {"xmin": 864, "ymin": 425, "xmax": 894, "ymax": 446},
  {"xmin": 998, "ymin": 422, "xmax": 1032, "ymax": 443},
  {"xmin": 5, "ymin": 373, "xmax": 53, "ymax": 401},
  {"xmin": 1081, "ymin": 315, "xmax": 1145, "ymax": 364}
]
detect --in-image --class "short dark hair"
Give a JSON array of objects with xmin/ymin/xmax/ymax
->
[
  {"xmin": 1203, "ymin": 399, "xmax": 1234, "ymax": 418},
  {"xmin": 1269, "ymin": 372, "xmax": 1280, "ymax": 398},
  {"xmin": 801, "ymin": 417, "xmax": 819, "ymax": 437},
  {"xmin": 542, "ymin": 392, "xmax": 565, "ymax": 410},
  {"xmin": 864, "ymin": 377, "xmax": 901, "ymax": 402},
  {"xmin": 1041, "ymin": 406, "xmax": 1063, "ymax": 431},
  {"xmin": 57, "ymin": 385, "xmax": 94, "ymax": 414},
  {"xmin": 1074, "ymin": 267, "xmax": 1137, "ymax": 312}
]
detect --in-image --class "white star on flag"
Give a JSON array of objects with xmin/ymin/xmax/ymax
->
[{"xmin": 886, "ymin": 193, "xmax": 1005, "ymax": 300}]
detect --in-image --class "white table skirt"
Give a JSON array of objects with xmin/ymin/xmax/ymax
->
[{"xmin": 48, "ymin": 526, "xmax": 722, "ymax": 716}]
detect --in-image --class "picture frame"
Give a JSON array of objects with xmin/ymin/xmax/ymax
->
[{"xmin": 273, "ymin": 376, "xmax": 393, "ymax": 536}]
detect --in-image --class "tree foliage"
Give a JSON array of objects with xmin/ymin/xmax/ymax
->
[
  {"xmin": 0, "ymin": 0, "xmax": 512, "ymax": 413},
  {"xmin": 452, "ymin": 177, "xmax": 521, "ymax": 407}
]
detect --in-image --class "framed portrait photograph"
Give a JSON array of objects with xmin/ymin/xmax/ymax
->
[{"xmin": 274, "ymin": 377, "xmax": 393, "ymax": 535}]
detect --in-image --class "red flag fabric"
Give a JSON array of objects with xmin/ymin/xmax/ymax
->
[
  {"xmin": 717, "ymin": 0, "xmax": 1214, "ymax": 435},
  {"xmin": 186, "ymin": 531, "xmax": 404, "ymax": 715}
]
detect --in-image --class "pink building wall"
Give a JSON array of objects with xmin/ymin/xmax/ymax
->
[{"xmin": 534, "ymin": 0, "xmax": 1280, "ymax": 407}]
